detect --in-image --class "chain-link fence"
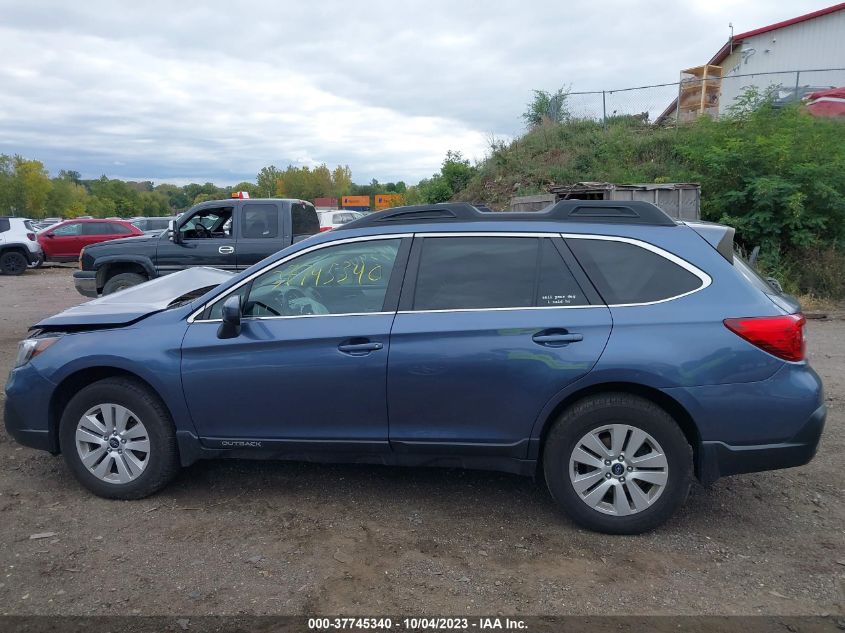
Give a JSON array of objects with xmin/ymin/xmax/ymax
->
[{"xmin": 565, "ymin": 67, "xmax": 845, "ymax": 125}]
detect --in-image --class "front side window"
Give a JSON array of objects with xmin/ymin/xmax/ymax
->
[
  {"xmin": 241, "ymin": 203, "xmax": 279, "ymax": 239},
  {"xmin": 52, "ymin": 222, "xmax": 82, "ymax": 236},
  {"xmin": 208, "ymin": 238, "xmax": 401, "ymax": 319},
  {"xmin": 413, "ymin": 237, "xmax": 538, "ymax": 310},
  {"xmin": 566, "ymin": 238, "xmax": 704, "ymax": 305},
  {"xmin": 180, "ymin": 208, "xmax": 232, "ymax": 239}
]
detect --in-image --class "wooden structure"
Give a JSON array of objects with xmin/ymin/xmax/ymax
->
[
  {"xmin": 677, "ymin": 64, "xmax": 722, "ymax": 122},
  {"xmin": 510, "ymin": 182, "xmax": 701, "ymax": 220}
]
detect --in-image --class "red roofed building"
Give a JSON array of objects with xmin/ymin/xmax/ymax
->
[{"xmin": 658, "ymin": 3, "xmax": 845, "ymax": 123}]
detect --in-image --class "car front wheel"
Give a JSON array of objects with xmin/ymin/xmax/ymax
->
[
  {"xmin": 102, "ymin": 272, "xmax": 147, "ymax": 295},
  {"xmin": 59, "ymin": 377, "xmax": 180, "ymax": 499},
  {"xmin": 543, "ymin": 393, "xmax": 692, "ymax": 534}
]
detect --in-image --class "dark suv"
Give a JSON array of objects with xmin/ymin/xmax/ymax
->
[
  {"xmin": 73, "ymin": 198, "xmax": 320, "ymax": 296},
  {"xmin": 6, "ymin": 201, "xmax": 824, "ymax": 533}
]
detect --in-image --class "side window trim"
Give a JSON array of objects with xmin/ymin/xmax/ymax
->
[
  {"xmin": 562, "ymin": 233, "xmax": 712, "ymax": 307},
  {"xmin": 189, "ymin": 233, "xmax": 413, "ymax": 323}
]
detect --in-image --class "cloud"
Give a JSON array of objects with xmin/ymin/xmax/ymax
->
[{"xmin": 0, "ymin": 0, "xmax": 830, "ymax": 185}]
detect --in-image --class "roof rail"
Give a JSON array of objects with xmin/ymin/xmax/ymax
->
[{"xmin": 339, "ymin": 200, "xmax": 677, "ymax": 231}]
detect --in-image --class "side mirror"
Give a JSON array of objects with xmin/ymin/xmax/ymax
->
[
  {"xmin": 168, "ymin": 220, "xmax": 181, "ymax": 243},
  {"xmin": 46, "ymin": 233, "xmax": 55, "ymax": 239},
  {"xmin": 217, "ymin": 295, "xmax": 242, "ymax": 339}
]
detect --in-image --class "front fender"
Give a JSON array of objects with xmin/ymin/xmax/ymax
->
[{"xmin": 94, "ymin": 255, "xmax": 157, "ymax": 285}]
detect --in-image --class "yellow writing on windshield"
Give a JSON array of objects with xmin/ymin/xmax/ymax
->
[{"xmin": 271, "ymin": 257, "xmax": 384, "ymax": 289}]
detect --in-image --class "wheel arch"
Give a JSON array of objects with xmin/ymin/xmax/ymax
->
[
  {"xmin": 48, "ymin": 366, "xmax": 175, "ymax": 454},
  {"xmin": 95, "ymin": 257, "xmax": 154, "ymax": 291},
  {"xmin": 533, "ymin": 382, "xmax": 702, "ymax": 480},
  {"xmin": 1, "ymin": 244, "xmax": 31, "ymax": 259}
]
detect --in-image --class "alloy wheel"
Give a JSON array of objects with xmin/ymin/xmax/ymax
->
[
  {"xmin": 75, "ymin": 403, "xmax": 150, "ymax": 484},
  {"xmin": 569, "ymin": 423, "xmax": 669, "ymax": 516}
]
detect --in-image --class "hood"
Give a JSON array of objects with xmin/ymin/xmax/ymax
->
[
  {"xmin": 87, "ymin": 234, "xmax": 157, "ymax": 248},
  {"xmin": 35, "ymin": 267, "xmax": 234, "ymax": 329}
]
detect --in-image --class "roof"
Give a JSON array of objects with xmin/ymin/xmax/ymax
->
[
  {"xmin": 710, "ymin": 2, "xmax": 845, "ymax": 65},
  {"xmin": 656, "ymin": 3, "xmax": 845, "ymax": 123}
]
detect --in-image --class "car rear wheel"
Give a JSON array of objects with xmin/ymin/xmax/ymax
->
[
  {"xmin": 59, "ymin": 377, "xmax": 180, "ymax": 499},
  {"xmin": 0, "ymin": 251, "xmax": 28, "ymax": 275},
  {"xmin": 543, "ymin": 393, "xmax": 692, "ymax": 534},
  {"xmin": 102, "ymin": 272, "xmax": 147, "ymax": 295},
  {"xmin": 28, "ymin": 252, "xmax": 44, "ymax": 269}
]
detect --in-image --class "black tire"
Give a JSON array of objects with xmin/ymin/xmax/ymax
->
[
  {"xmin": 59, "ymin": 377, "xmax": 180, "ymax": 499},
  {"xmin": 29, "ymin": 252, "xmax": 44, "ymax": 269},
  {"xmin": 0, "ymin": 251, "xmax": 28, "ymax": 275},
  {"xmin": 102, "ymin": 272, "xmax": 147, "ymax": 295},
  {"xmin": 543, "ymin": 393, "xmax": 692, "ymax": 534}
]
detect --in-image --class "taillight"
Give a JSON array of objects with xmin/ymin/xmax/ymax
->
[
  {"xmin": 723, "ymin": 314, "xmax": 806, "ymax": 362},
  {"xmin": 319, "ymin": 226, "xmax": 332, "ymax": 232},
  {"xmin": 26, "ymin": 232, "xmax": 36, "ymax": 241}
]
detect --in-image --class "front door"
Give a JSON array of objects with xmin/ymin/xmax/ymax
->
[
  {"xmin": 44, "ymin": 221, "xmax": 84, "ymax": 260},
  {"xmin": 155, "ymin": 205, "xmax": 237, "ymax": 275},
  {"xmin": 181, "ymin": 236, "xmax": 409, "ymax": 448},
  {"xmin": 387, "ymin": 235, "xmax": 612, "ymax": 456}
]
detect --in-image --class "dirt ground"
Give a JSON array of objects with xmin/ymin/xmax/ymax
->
[{"xmin": 0, "ymin": 267, "xmax": 842, "ymax": 617}]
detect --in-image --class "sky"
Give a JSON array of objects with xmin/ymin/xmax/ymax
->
[{"xmin": 0, "ymin": 0, "xmax": 833, "ymax": 186}]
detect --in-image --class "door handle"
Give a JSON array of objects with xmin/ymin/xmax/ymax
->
[
  {"xmin": 338, "ymin": 340, "xmax": 384, "ymax": 355},
  {"xmin": 532, "ymin": 332, "xmax": 583, "ymax": 346},
  {"xmin": 219, "ymin": 246, "xmax": 235, "ymax": 254}
]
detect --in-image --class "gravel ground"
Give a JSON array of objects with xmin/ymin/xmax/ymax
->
[{"xmin": 0, "ymin": 267, "xmax": 842, "ymax": 616}]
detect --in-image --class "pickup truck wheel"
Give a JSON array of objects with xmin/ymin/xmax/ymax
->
[
  {"xmin": 58, "ymin": 377, "xmax": 180, "ymax": 499},
  {"xmin": 0, "ymin": 251, "xmax": 28, "ymax": 275},
  {"xmin": 102, "ymin": 272, "xmax": 147, "ymax": 295},
  {"xmin": 543, "ymin": 393, "xmax": 692, "ymax": 534}
]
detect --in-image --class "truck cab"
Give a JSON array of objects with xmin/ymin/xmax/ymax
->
[{"xmin": 74, "ymin": 198, "xmax": 320, "ymax": 296}]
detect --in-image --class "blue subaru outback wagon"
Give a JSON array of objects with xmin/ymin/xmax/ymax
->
[{"xmin": 4, "ymin": 201, "xmax": 825, "ymax": 533}]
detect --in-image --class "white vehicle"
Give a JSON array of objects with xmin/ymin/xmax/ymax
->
[
  {"xmin": 317, "ymin": 210, "xmax": 364, "ymax": 232},
  {"xmin": 0, "ymin": 217, "xmax": 43, "ymax": 275}
]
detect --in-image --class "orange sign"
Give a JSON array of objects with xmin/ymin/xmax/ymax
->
[
  {"xmin": 374, "ymin": 193, "xmax": 404, "ymax": 210},
  {"xmin": 342, "ymin": 195, "xmax": 370, "ymax": 209}
]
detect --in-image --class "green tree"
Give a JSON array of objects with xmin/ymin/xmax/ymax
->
[
  {"xmin": 331, "ymin": 165, "xmax": 353, "ymax": 197},
  {"xmin": 256, "ymin": 166, "xmax": 282, "ymax": 197},
  {"xmin": 15, "ymin": 158, "xmax": 53, "ymax": 217},
  {"xmin": 522, "ymin": 87, "xmax": 570, "ymax": 128}
]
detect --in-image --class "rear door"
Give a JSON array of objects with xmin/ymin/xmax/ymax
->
[
  {"xmin": 235, "ymin": 201, "xmax": 287, "ymax": 269},
  {"xmin": 387, "ymin": 234, "xmax": 612, "ymax": 457}
]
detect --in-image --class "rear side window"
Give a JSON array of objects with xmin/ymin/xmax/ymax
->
[
  {"xmin": 567, "ymin": 238, "xmax": 703, "ymax": 305},
  {"xmin": 292, "ymin": 203, "xmax": 320, "ymax": 238},
  {"xmin": 81, "ymin": 222, "xmax": 112, "ymax": 235},
  {"xmin": 241, "ymin": 203, "xmax": 280, "ymax": 239},
  {"xmin": 109, "ymin": 223, "xmax": 133, "ymax": 234},
  {"xmin": 0, "ymin": 218, "xmax": 9, "ymax": 233},
  {"xmin": 413, "ymin": 237, "xmax": 538, "ymax": 310}
]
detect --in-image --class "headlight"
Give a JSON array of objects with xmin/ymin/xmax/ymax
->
[{"xmin": 14, "ymin": 337, "xmax": 59, "ymax": 369}]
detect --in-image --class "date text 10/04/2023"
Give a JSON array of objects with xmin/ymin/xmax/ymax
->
[{"xmin": 307, "ymin": 617, "xmax": 528, "ymax": 630}]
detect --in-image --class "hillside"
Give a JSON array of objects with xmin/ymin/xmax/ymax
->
[{"xmin": 454, "ymin": 102, "xmax": 845, "ymax": 298}]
